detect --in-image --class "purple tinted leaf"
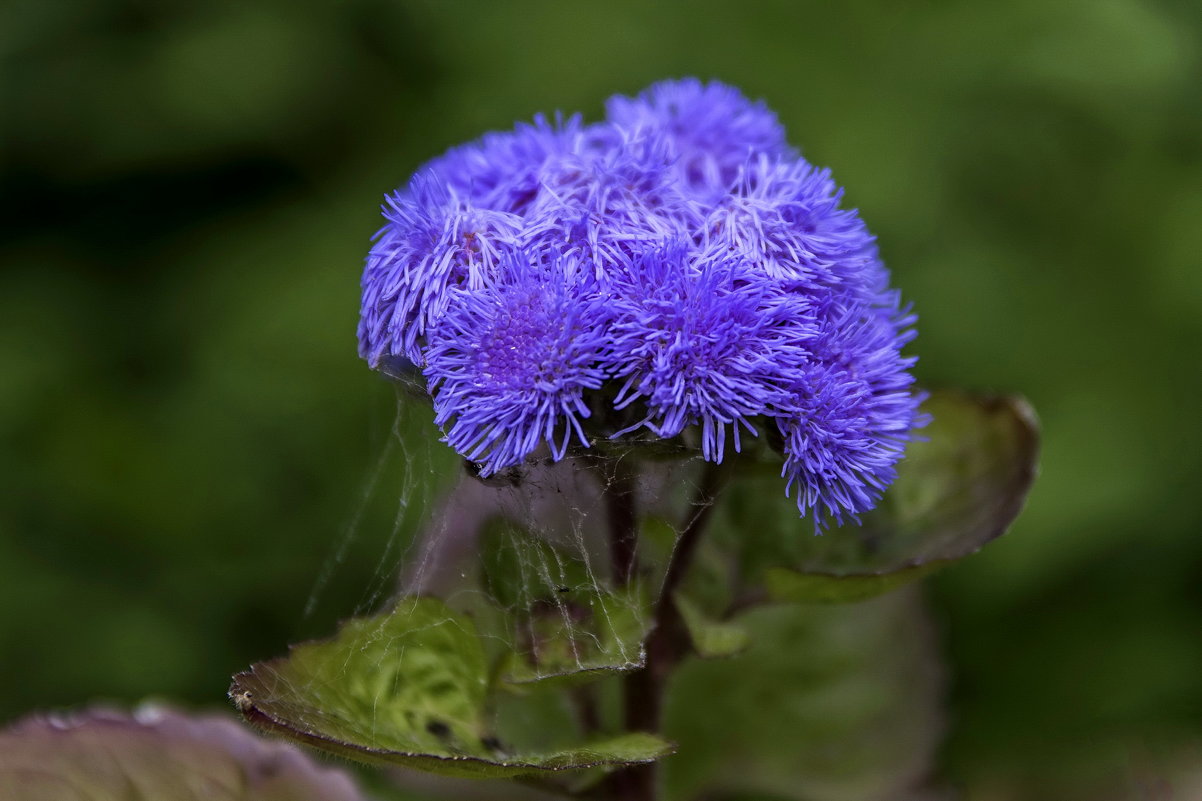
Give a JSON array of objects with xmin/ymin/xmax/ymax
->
[{"xmin": 0, "ymin": 705, "xmax": 367, "ymax": 801}]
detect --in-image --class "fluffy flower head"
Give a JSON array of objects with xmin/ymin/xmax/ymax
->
[
  {"xmin": 423, "ymin": 252, "xmax": 609, "ymax": 473},
  {"xmin": 605, "ymin": 77, "xmax": 791, "ymax": 193},
  {"xmin": 359, "ymin": 78, "xmax": 925, "ymax": 524},
  {"xmin": 607, "ymin": 243, "xmax": 814, "ymax": 463}
]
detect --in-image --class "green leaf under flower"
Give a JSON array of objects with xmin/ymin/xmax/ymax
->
[
  {"xmin": 230, "ymin": 596, "xmax": 673, "ymax": 778},
  {"xmin": 720, "ymin": 390, "xmax": 1039, "ymax": 605},
  {"xmin": 673, "ymin": 592, "xmax": 750, "ymax": 659},
  {"xmin": 479, "ymin": 520, "xmax": 653, "ymax": 685},
  {"xmin": 664, "ymin": 589, "xmax": 944, "ymax": 801}
]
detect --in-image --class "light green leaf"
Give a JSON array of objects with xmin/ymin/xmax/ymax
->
[
  {"xmin": 231, "ymin": 597, "xmax": 673, "ymax": 778},
  {"xmin": 478, "ymin": 520, "xmax": 654, "ymax": 685},
  {"xmin": 762, "ymin": 563, "xmax": 942, "ymax": 604},
  {"xmin": 674, "ymin": 592, "xmax": 750, "ymax": 659}
]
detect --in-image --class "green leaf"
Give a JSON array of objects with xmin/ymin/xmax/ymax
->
[
  {"xmin": 674, "ymin": 592, "xmax": 750, "ymax": 658},
  {"xmin": 664, "ymin": 589, "xmax": 944, "ymax": 801},
  {"xmin": 495, "ymin": 590, "xmax": 651, "ymax": 685},
  {"xmin": 231, "ymin": 597, "xmax": 673, "ymax": 778},
  {"xmin": 721, "ymin": 391, "xmax": 1039, "ymax": 604},
  {"xmin": 0, "ymin": 706, "xmax": 368, "ymax": 801},
  {"xmin": 478, "ymin": 520, "xmax": 654, "ymax": 685},
  {"xmin": 762, "ymin": 563, "xmax": 942, "ymax": 604}
]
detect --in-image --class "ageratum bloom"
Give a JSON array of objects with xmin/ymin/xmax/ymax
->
[
  {"xmin": 359, "ymin": 79, "xmax": 925, "ymax": 526},
  {"xmin": 607, "ymin": 242, "xmax": 814, "ymax": 463},
  {"xmin": 424, "ymin": 252, "xmax": 610, "ymax": 470}
]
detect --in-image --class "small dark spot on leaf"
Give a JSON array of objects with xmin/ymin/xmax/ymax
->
[{"xmin": 425, "ymin": 719, "xmax": 451, "ymax": 738}]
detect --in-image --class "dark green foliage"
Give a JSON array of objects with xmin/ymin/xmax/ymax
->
[
  {"xmin": 751, "ymin": 392, "xmax": 1038, "ymax": 603},
  {"xmin": 664, "ymin": 590, "xmax": 943, "ymax": 801}
]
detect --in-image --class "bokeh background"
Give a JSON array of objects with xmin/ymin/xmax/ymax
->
[{"xmin": 3, "ymin": 1, "xmax": 1201, "ymax": 798}]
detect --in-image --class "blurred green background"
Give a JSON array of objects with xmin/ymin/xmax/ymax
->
[{"xmin": 2, "ymin": 1, "xmax": 1200, "ymax": 798}]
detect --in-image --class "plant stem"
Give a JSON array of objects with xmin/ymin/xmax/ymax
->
[
  {"xmin": 658, "ymin": 460, "xmax": 727, "ymax": 605},
  {"xmin": 602, "ymin": 456, "xmax": 639, "ymax": 587},
  {"xmin": 607, "ymin": 460, "xmax": 727, "ymax": 801}
]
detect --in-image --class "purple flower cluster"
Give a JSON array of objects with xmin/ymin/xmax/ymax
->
[{"xmin": 359, "ymin": 79, "xmax": 925, "ymax": 525}]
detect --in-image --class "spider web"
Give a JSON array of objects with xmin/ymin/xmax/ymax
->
[
  {"xmin": 241, "ymin": 378, "xmax": 1035, "ymax": 798},
  {"xmin": 301, "ymin": 383, "xmax": 704, "ymax": 704},
  {"xmin": 267, "ymin": 382, "xmax": 717, "ymax": 781}
]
